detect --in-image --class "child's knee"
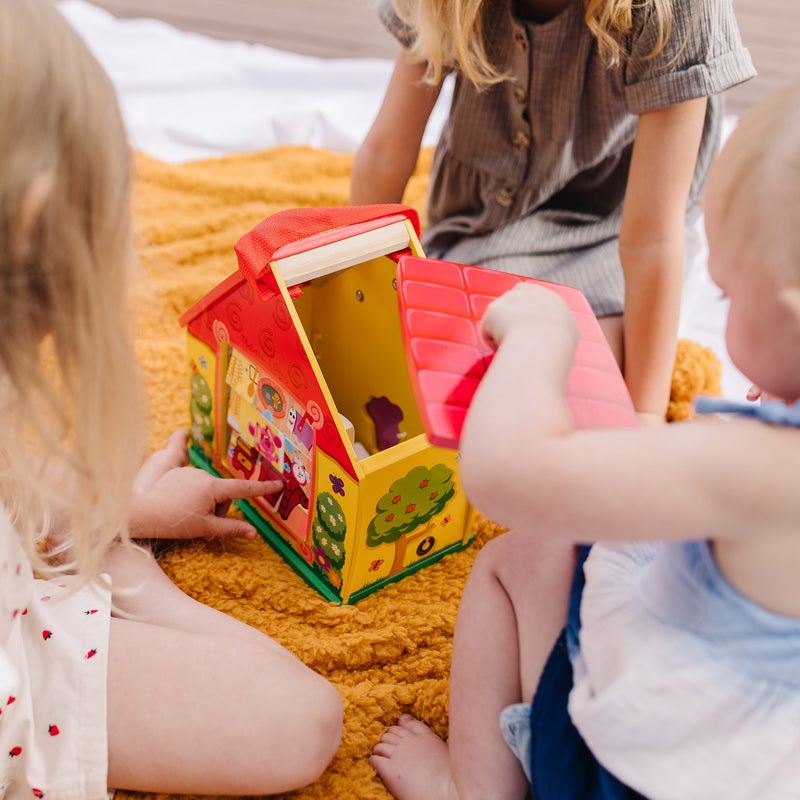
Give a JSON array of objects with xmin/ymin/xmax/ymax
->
[
  {"xmin": 272, "ymin": 670, "xmax": 342, "ymax": 786},
  {"xmin": 472, "ymin": 530, "xmax": 541, "ymax": 574},
  {"xmin": 302, "ymin": 675, "xmax": 343, "ymax": 777},
  {"xmin": 471, "ymin": 532, "xmax": 575, "ymax": 592},
  {"xmin": 243, "ymin": 657, "xmax": 342, "ymax": 789},
  {"xmin": 466, "ymin": 532, "xmax": 533, "ymax": 603}
]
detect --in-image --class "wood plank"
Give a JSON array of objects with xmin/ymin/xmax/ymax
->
[
  {"xmin": 85, "ymin": 0, "xmax": 799, "ymax": 114},
  {"xmin": 274, "ymin": 221, "xmax": 412, "ymax": 286},
  {"xmin": 726, "ymin": 0, "xmax": 800, "ymax": 116},
  {"xmin": 87, "ymin": 0, "xmax": 399, "ymax": 58}
]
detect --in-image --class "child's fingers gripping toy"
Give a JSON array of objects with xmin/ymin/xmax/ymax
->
[{"xmin": 181, "ymin": 205, "xmax": 637, "ymax": 604}]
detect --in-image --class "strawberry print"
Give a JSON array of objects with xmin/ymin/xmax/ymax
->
[{"xmin": 0, "ymin": 520, "xmax": 113, "ymax": 789}]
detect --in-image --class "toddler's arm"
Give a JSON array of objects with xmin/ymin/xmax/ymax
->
[
  {"xmin": 458, "ymin": 283, "xmax": 800, "ymax": 559},
  {"xmin": 350, "ymin": 52, "xmax": 441, "ymax": 205},
  {"xmin": 459, "ymin": 283, "xmax": 579, "ymax": 528},
  {"xmin": 619, "ymin": 97, "xmax": 708, "ymax": 420}
]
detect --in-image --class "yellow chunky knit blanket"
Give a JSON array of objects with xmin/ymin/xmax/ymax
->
[{"xmin": 121, "ymin": 145, "xmax": 721, "ymax": 800}]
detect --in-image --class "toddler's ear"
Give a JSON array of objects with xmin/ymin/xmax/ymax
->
[
  {"xmin": 778, "ymin": 285, "xmax": 800, "ymax": 332},
  {"xmin": 15, "ymin": 172, "xmax": 54, "ymax": 257}
]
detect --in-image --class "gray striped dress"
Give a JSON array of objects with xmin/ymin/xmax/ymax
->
[{"xmin": 378, "ymin": 0, "xmax": 755, "ymax": 315}]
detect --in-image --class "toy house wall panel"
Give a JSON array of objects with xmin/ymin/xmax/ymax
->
[
  {"xmin": 188, "ymin": 335, "xmax": 220, "ymax": 456},
  {"xmin": 184, "ymin": 273, "xmax": 359, "ymax": 482},
  {"xmin": 345, "ymin": 437, "xmax": 471, "ymax": 601},
  {"xmin": 292, "ymin": 255, "xmax": 425, "ymax": 455}
]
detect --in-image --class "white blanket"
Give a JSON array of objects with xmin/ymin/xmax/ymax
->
[{"xmin": 59, "ymin": 0, "xmax": 748, "ymax": 401}]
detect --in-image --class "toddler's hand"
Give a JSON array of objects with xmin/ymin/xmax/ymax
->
[
  {"xmin": 746, "ymin": 384, "xmax": 762, "ymax": 402},
  {"xmin": 746, "ymin": 384, "xmax": 786, "ymax": 405},
  {"xmin": 480, "ymin": 283, "xmax": 576, "ymax": 351},
  {"xmin": 131, "ymin": 430, "xmax": 282, "ymax": 540}
]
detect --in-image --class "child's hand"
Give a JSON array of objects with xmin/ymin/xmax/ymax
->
[
  {"xmin": 746, "ymin": 385, "xmax": 786, "ymax": 405},
  {"xmin": 480, "ymin": 283, "xmax": 577, "ymax": 351},
  {"xmin": 746, "ymin": 384, "xmax": 762, "ymax": 402},
  {"xmin": 130, "ymin": 430, "xmax": 282, "ymax": 540},
  {"xmin": 132, "ymin": 429, "xmax": 193, "ymax": 492}
]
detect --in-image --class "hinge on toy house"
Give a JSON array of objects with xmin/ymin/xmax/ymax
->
[
  {"xmin": 271, "ymin": 220, "xmax": 412, "ymax": 287},
  {"xmin": 234, "ymin": 205, "xmax": 419, "ymax": 301}
]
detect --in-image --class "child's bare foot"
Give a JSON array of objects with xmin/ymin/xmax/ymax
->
[{"xmin": 369, "ymin": 715, "xmax": 458, "ymax": 800}]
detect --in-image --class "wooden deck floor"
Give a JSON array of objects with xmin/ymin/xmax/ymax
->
[
  {"xmin": 88, "ymin": 0, "xmax": 799, "ymax": 117},
  {"xmin": 87, "ymin": 0, "xmax": 400, "ymax": 60}
]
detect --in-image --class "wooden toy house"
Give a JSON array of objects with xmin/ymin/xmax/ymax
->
[
  {"xmin": 180, "ymin": 204, "xmax": 638, "ymax": 604},
  {"xmin": 179, "ymin": 205, "xmax": 476, "ymax": 604}
]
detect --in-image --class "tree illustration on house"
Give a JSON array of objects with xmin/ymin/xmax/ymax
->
[
  {"xmin": 366, "ymin": 463, "xmax": 455, "ymax": 577},
  {"xmin": 189, "ymin": 365, "xmax": 214, "ymax": 454},
  {"xmin": 312, "ymin": 492, "xmax": 347, "ymax": 591}
]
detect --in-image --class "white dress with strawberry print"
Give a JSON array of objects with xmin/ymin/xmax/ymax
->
[{"xmin": 0, "ymin": 507, "xmax": 111, "ymax": 799}]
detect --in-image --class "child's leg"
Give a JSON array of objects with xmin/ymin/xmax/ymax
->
[
  {"xmin": 598, "ymin": 314, "xmax": 623, "ymax": 369},
  {"xmin": 370, "ymin": 531, "xmax": 577, "ymax": 800},
  {"xmin": 103, "ymin": 542, "xmax": 287, "ymax": 648},
  {"xmin": 103, "ymin": 545, "xmax": 342, "ymax": 793},
  {"xmin": 106, "ymin": 615, "xmax": 342, "ymax": 793}
]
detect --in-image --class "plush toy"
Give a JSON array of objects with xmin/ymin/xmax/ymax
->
[{"xmin": 667, "ymin": 338, "xmax": 723, "ymax": 422}]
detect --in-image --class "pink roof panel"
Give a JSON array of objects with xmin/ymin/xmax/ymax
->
[{"xmin": 396, "ymin": 257, "xmax": 637, "ymax": 448}]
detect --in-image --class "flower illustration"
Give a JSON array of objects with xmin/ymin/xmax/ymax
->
[
  {"xmin": 326, "ymin": 569, "xmax": 342, "ymax": 589},
  {"xmin": 329, "ymin": 474, "xmax": 345, "ymax": 496},
  {"xmin": 314, "ymin": 546, "xmax": 331, "ymax": 570}
]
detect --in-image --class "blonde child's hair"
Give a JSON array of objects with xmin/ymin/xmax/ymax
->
[
  {"xmin": 707, "ymin": 80, "xmax": 800, "ymax": 284},
  {"xmin": 392, "ymin": 0, "xmax": 674, "ymax": 89},
  {"xmin": 0, "ymin": 0, "xmax": 145, "ymax": 582}
]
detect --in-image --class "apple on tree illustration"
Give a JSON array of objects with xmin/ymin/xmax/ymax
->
[{"xmin": 366, "ymin": 464, "xmax": 455, "ymax": 577}]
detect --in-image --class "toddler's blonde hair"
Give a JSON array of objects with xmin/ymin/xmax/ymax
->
[
  {"xmin": 708, "ymin": 80, "xmax": 800, "ymax": 284},
  {"xmin": 392, "ymin": 0, "xmax": 675, "ymax": 89},
  {"xmin": 0, "ymin": 0, "xmax": 145, "ymax": 582}
]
